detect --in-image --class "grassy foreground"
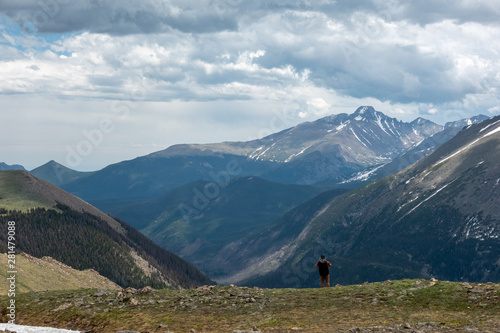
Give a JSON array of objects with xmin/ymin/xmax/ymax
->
[{"xmin": 1, "ymin": 279, "xmax": 499, "ymax": 332}]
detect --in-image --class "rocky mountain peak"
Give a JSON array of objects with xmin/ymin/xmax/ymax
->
[
  {"xmin": 444, "ymin": 114, "xmax": 489, "ymax": 129},
  {"xmin": 354, "ymin": 106, "xmax": 376, "ymax": 115}
]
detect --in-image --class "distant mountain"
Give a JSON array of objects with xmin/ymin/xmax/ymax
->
[
  {"xmin": 62, "ymin": 107, "xmax": 443, "ymax": 201},
  {"xmin": 0, "ymin": 162, "xmax": 25, "ymax": 171},
  {"xmin": 97, "ymin": 176, "xmax": 325, "ymax": 277},
  {"xmin": 0, "ymin": 170, "xmax": 213, "ymax": 289},
  {"xmin": 216, "ymin": 115, "xmax": 500, "ymax": 287},
  {"xmin": 252, "ymin": 107, "xmax": 443, "ymax": 184},
  {"xmin": 63, "ymin": 153, "xmax": 273, "ymax": 200},
  {"xmin": 337, "ymin": 114, "xmax": 490, "ymax": 187},
  {"xmin": 31, "ymin": 160, "xmax": 95, "ymax": 186}
]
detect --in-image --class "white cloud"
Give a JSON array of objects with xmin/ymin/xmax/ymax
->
[
  {"xmin": 0, "ymin": 0, "xmax": 499, "ymax": 169},
  {"xmin": 488, "ymin": 106, "xmax": 500, "ymax": 114}
]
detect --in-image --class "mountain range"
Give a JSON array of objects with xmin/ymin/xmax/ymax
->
[
  {"xmin": 341, "ymin": 114, "xmax": 490, "ymax": 187},
  {"xmin": 56, "ymin": 106, "xmax": 446, "ymax": 202},
  {"xmin": 2, "ymin": 106, "xmax": 495, "ymax": 288},
  {"xmin": 214, "ymin": 115, "xmax": 500, "ymax": 287}
]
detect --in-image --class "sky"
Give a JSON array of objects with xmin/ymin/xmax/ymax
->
[{"xmin": 0, "ymin": 0, "xmax": 499, "ymax": 171}]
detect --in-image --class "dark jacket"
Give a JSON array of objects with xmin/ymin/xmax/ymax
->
[{"xmin": 316, "ymin": 258, "xmax": 331, "ymax": 276}]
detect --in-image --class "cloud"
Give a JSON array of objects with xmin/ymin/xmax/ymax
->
[
  {"xmin": 396, "ymin": 0, "xmax": 500, "ymax": 25},
  {"xmin": 1, "ymin": 0, "xmax": 500, "ymax": 171},
  {"xmin": 1, "ymin": 1, "xmax": 498, "ymax": 107},
  {"xmin": 0, "ymin": 0, "xmax": 238, "ymax": 34}
]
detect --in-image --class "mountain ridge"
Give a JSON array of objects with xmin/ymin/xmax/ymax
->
[
  {"xmin": 215, "ymin": 115, "xmax": 500, "ymax": 287},
  {"xmin": 61, "ymin": 106, "xmax": 444, "ymax": 201},
  {"xmin": 31, "ymin": 160, "xmax": 96, "ymax": 187},
  {"xmin": 0, "ymin": 162, "xmax": 25, "ymax": 171}
]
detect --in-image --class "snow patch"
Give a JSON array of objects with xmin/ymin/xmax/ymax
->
[
  {"xmin": 341, "ymin": 164, "xmax": 386, "ymax": 183},
  {"xmin": 336, "ymin": 120, "xmax": 350, "ymax": 131},
  {"xmin": 358, "ymin": 106, "xmax": 368, "ymax": 114},
  {"xmin": 350, "ymin": 128, "xmax": 368, "ymax": 148},
  {"xmin": 284, "ymin": 145, "xmax": 312, "ymax": 163},
  {"xmin": 375, "ymin": 114, "xmax": 390, "ymax": 135},
  {"xmin": 483, "ymin": 124, "xmax": 500, "ymax": 137},
  {"xmin": 404, "ymin": 180, "xmax": 456, "ymax": 217},
  {"xmin": 397, "ymin": 195, "xmax": 420, "ymax": 212},
  {"xmin": 248, "ymin": 146, "xmax": 264, "ymax": 159},
  {"xmin": 0, "ymin": 324, "xmax": 80, "ymax": 332},
  {"xmin": 434, "ymin": 122, "xmax": 500, "ymax": 167},
  {"xmin": 384, "ymin": 120, "xmax": 397, "ymax": 136},
  {"xmin": 405, "ymin": 176, "xmax": 416, "ymax": 184},
  {"xmin": 464, "ymin": 216, "xmax": 499, "ymax": 240},
  {"xmin": 250, "ymin": 143, "xmax": 277, "ymax": 161},
  {"xmin": 479, "ymin": 119, "xmax": 500, "ymax": 133}
]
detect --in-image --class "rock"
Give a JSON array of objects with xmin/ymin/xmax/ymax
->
[
  {"xmin": 130, "ymin": 298, "xmax": 139, "ymax": 306},
  {"xmin": 138, "ymin": 286, "xmax": 156, "ymax": 294},
  {"xmin": 403, "ymin": 322, "xmax": 412, "ymax": 329},
  {"xmin": 469, "ymin": 289, "xmax": 484, "ymax": 293},
  {"xmin": 94, "ymin": 289, "xmax": 107, "ymax": 297},
  {"xmin": 462, "ymin": 282, "xmax": 473, "ymax": 289},
  {"xmin": 125, "ymin": 287, "xmax": 137, "ymax": 294},
  {"xmin": 290, "ymin": 328, "xmax": 304, "ymax": 331}
]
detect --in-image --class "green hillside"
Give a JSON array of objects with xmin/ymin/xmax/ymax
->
[
  {"xmin": 0, "ymin": 170, "xmax": 213, "ymax": 289},
  {"xmin": 0, "ymin": 253, "xmax": 120, "ymax": 294},
  {"xmin": 0, "ymin": 171, "xmax": 54, "ymax": 211}
]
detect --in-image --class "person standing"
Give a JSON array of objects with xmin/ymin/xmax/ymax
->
[{"xmin": 315, "ymin": 254, "xmax": 332, "ymax": 287}]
